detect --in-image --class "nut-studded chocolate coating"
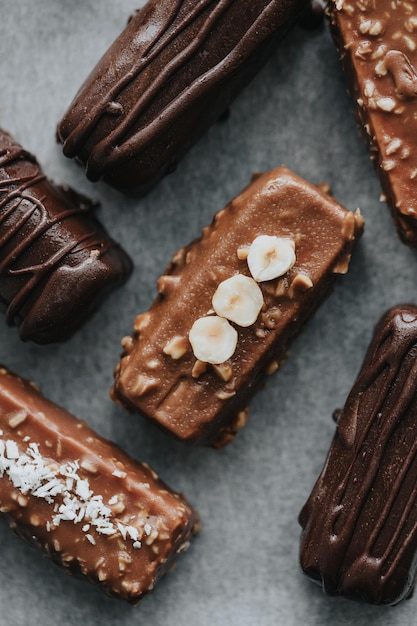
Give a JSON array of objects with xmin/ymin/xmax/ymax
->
[
  {"xmin": 0, "ymin": 367, "xmax": 199, "ymax": 604},
  {"xmin": 57, "ymin": 0, "xmax": 308, "ymax": 194},
  {"xmin": 112, "ymin": 166, "xmax": 364, "ymax": 447},
  {"xmin": 328, "ymin": 0, "xmax": 417, "ymax": 246},
  {"xmin": 299, "ymin": 305, "xmax": 417, "ymax": 605},
  {"xmin": 0, "ymin": 129, "xmax": 132, "ymax": 343}
]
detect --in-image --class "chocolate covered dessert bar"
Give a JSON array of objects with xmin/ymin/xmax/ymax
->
[
  {"xmin": 328, "ymin": 0, "xmax": 417, "ymax": 246},
  {"xmin": 112, "ymin": 166, "xmax": 364, "ymax": 447},
  {"xmin": 0, "ymin": 129, "xmax": 132, "ymax": 343},
  {"xmin": 299, "ymin": 305, "xmax": 417, "ymax": 606},
  {"xmin": 0, "ymin": 366, "xmax": 199, "ymax": 604},
  {"xmin": 57, "ymin": 0, "xmax": 308, "ymax": 194}
]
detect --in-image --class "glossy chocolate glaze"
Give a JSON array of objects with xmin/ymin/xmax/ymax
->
[
  {"xmin": 299, "ymin": 305, "xmax": 417, "ymax": 605},
  {"xmin": 112, "ymin": 166, "xmax": 364, "ymax": 447},
  {"xmin": 0, "ymin": 366, "xmax": 199, "ymax": 604},
  {"xmin": 0, "ymin": 129, "xmax": 132, "ymax": 343},
  {"xmin": 57, "ymin": 0, "xmax": 308, "ymax": 194},
  {"xmin": 328, "ymin": 0, "xmax": 417, "ymax": 246}
]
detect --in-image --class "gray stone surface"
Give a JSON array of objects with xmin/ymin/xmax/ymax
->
[{"xmin": 0, "ymin": 1, "xmax": 416, "ymax": 625}]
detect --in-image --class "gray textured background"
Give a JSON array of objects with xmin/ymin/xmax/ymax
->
[{"xmin": 0, "ymin": 2, "xmax": 416, "ymax": 625}]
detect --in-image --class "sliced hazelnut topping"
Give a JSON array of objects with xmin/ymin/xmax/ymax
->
[
  {"xmin": 189, "ymin": 316, "xmax": 238, "ymax": 364},
  {"xmin": 247, "ymin": 235, "xmax": 296, "ymax": 282},
  {"xmin": 212, "ymin": 274, "xmax": 263, "ymax": 327}
]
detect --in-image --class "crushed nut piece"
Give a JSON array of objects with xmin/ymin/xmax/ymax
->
[{"xmin": 163, "ymin": 336, "xmax": 188, "ymax": 360}]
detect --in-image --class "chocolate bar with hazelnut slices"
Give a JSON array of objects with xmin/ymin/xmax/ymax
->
[
  {"xmin": 0, "ymin": 128, "xmax": 132, "ymax": 343},
  {"xmin": 328, "ymin": 0, "xmax": 417, "ymax": 246},
  {"xmin": 112, "ymin": 166, "xmax": 364, "ymax": 447},
  {"xmin": 57, "ymin": 0, "xmax": 308, "ymax": 194},
  {"xmin": 299, "ymin": 305, "xmax": 417, "ymax": 606},
  {"xmin": 0, "ymin": 366, "xmax": 199, "ymax": 604}
]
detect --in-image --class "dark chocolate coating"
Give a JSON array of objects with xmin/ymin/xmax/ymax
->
[
  {"xmin": 57, "ymin": 0, "xmax": 308, "ymax": 194},
  {"xmin": 0, "ymin": 129, "xmax": 132, "ymax": 343},
  {"xmin": 328, "ymin": 1, "xmax": 417, "ymax": 246},
  {"xmin": 0, "ymin": 366, "xmax": 199, "ymax": 604},
  {"xmin": 112, "ymin": 166, "xmax": 364, "ymax": 447},
  {"xmin": 299, "ymin": 305, "xmax": 417, "ymax": 605}
]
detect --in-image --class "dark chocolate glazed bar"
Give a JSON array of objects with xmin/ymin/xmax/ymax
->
[
  {"xmin": 57, "ymin": 0, "xmax": 308, "ymax": 194},
  {"xmin": 0, "ymin": 366, "xmax": 199, "ymax": 604},
  {"xmin": 299, "ymin": 305, "xmax": 417, "ymax": 605},
  {"xmin": 0, "ymin": 129, "xmax": 132, "ymax": 343},
  {"xmin": 328, "ymin": 0, "xmax": 417, "ymax": 246},
  {"xmin": 112, "ymin": 166, "xmax": 364, "ymax": 447}
]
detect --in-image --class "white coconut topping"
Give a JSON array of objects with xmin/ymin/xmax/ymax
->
[{"xmin": 0, "ymin": 437, "xmax": 153, "ymax": 550}]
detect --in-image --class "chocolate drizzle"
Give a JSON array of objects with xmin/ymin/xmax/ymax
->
[
  {"xmin": 299, "ymin": 305, "xmax": 417, "ymax": 605},
  {"xmin": 0, "ymin": 129, "xmax": 132, "ymax": 343},
  {"xmin": 58, "ymin": 0, "xmax": 307, "ymax": 192}
]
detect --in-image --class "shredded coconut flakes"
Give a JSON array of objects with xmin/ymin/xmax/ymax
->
[{"xmin": 0, "ymin": 437, "xmax": 150, "ymax": 550}]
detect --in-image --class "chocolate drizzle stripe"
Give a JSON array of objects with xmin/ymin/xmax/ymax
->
[
  {"xmin": 86, "ymin": 0, "xmax": 234, "ymax": 178},
  {"xmin": 333, "ymin": 313, "xmax": 417, "ymax": 574},
  {"xmin": 63, "ymin": 0, "xmax": 219, "ymax": 159},
  {"xmin": 0, "ymin": 150, "xmax": 108, "ymax": 325},
  {"xmin": 64, "ymin": 0, "xmax": 279, "ymax": 180}
]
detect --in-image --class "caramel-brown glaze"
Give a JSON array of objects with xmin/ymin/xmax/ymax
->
[
  {"xmin": 57, "ymin": 0, "xmax": 308, "ymax": 194},
  {"xmin": 112, "ymin": 166, "xmax": 364, "ymax": 447},
  {"xmin": 299, "ymin": 305, "xmax": 417, "ymax": 606},
  {"xmin": 328, "ymin": 0, "xmax": 417, "ymax": 246},
  {"xmin": 0, "ymin": 367, "xmax": 199, "ymax": 604},
  {"xmin": 0, "ymin": 129, "xmax": 132, "ymax": 343}
]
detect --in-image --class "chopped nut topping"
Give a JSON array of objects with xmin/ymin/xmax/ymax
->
[
  {"xmin": 133, "ymin": 312, "xmax": 151, "ymax": 333},
  {"xmin": 376, "ymin": 97, "xmax": 396, "ymax": 112},
  {"xmin": 8, "ymin": 411, "xmax": 28, "ymax": 429},
  {"xmin": 132, "ymin": 374, "xmax": 158, "ymax": 397},
  {"xmin": 157, "ymin": 275, "xmax": 180, "ymax": 295},
  {"xmin": 163, "ymin": 336, "xmax": 188, "ymax": 360},
  {"xmin": 191, "ymin": 360, "xmax": 207, "ymax": 379},
  {"xmin": 266, "ymin": 360, "xmax": 279, "ymax": 375},
  {"xmin": 333, "ymin": 254, "xmax": 352, "ymax": 275},
  {"xmin": 288, "ymin": 273, "xmax": 313, "ymax": 298},
  {"xmin": 236, "ymin": 245, "xmax": 250, "ymax": 260},
  {"xmin": 212, "ymin": 362, "xmax": 233, "ymax": 382}
]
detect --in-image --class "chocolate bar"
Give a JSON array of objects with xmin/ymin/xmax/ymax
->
[
  {"xmin": 112, "ymin": 166, "xmax": 364, "ymax": 447},
  {"xmin": 57, "ymin": 0, "xmax": 308, "ymax": 194},
  {"xmin": 328, "ymin": 0, "xmax": 417, "ymax": 246},
  {"xmin": 0, "ymin": 366, "xmax": 199, "ymax": 604},
  {"xmin": 0, "ymin": 129, "xmax": 132, "ymax": 343},
  {"xmin": 299, "ymin": 305, "xmax": 417, "ymax": 605}
]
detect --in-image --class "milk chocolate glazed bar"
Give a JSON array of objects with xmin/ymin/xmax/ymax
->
[
  {"xmin": 0, "ymin": 367, "xmax": 199, "ymax": 604},
  {"xmin": 112, "ymin": 166, "xmax": 364, "ymax": 447},
  {"xmin": 57, "ymin": 0, "xmax": 308, "ymax": 193},
  {"xmin": 299, "ymin": 305, "xmax": 417, "ymax": 605},
  {"xmin": 328, "ymin": 0, "xmax": 417, "ymax": 246}
]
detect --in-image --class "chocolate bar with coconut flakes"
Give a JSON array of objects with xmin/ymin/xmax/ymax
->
[
  {"xmin": 328, "ymin": 0, "xmax": 417, "ymax": 246},
  {"xmin": 111, "ymin": 166, "xmax": 364, "ymax": 447},
  {"xmin": 0, "ymin": 128, "xmax": 132, "ymax": 344},
  {"xmin": 0, "ymin": 367, "xmax": 199, "ymax": 604},
  {"xmin": 57, "ymin": 0, "xmax": 308, "ymax": 194},
  {"xmin": 299, "ymin": 305, "xmax": 417, "ymax": 605}
]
